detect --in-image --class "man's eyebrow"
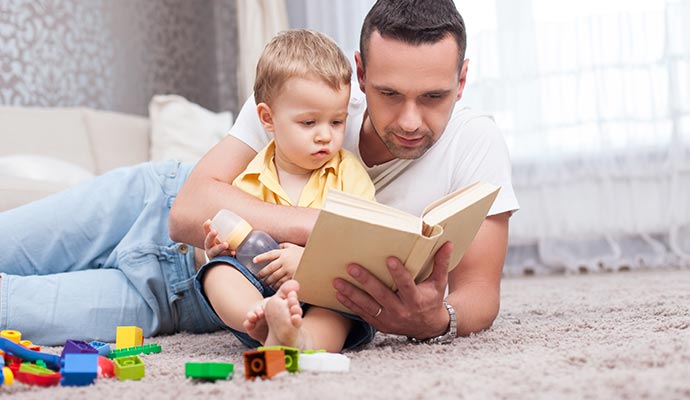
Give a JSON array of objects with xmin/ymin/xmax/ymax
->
[{"xmin": 370, "ymin": 84, "xmax": 453, "ymax": 96}]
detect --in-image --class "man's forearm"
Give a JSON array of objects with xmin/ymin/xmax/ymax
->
[{"xmin": 446, "ymin": 282, "xmax": 501, "ymax": 337}]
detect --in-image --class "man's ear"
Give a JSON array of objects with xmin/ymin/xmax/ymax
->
[
  {"xmin": 355, "ymin": 51, "xmax": 366, "ymax": 93},
  {"xmin": 256, "ymin": 102, "xmax": 275, "ymax": 132},
  {"xmin": 456, "ymin": 59, "xmax": 470, "ymax": 101}
]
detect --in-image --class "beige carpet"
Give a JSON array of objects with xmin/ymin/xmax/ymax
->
[{"xmin": 3, "ymin": 269, "xmax": 689, "ymax": 399}]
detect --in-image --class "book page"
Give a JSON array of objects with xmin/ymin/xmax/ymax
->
[
  {"xmin": 323, "ymin": 190, "xmax": 422, "ymax": 234},
  {"xmin": 422, "ymin": 182, "xmax": 499, "ymax": 226}
]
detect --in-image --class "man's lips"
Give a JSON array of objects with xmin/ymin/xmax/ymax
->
[{"xmin": 394, "ymin": 134, "xmax": 424, "ymax": 146}]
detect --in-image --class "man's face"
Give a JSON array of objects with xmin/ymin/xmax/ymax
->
[{"xmin": 356, "ymin": 32, "xmax": 468, "ymax": 160}]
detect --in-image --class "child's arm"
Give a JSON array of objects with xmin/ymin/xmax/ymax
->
[{"xmin": 253, "ymin": 243, "xmax": 304, "ymax": 289}]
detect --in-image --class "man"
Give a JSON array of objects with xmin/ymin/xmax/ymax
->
[{"xmin": 170, "ymin": 0, "xmax": 518, "ymax": 343}]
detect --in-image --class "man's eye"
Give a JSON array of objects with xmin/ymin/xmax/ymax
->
[
  {"xmin": 425, "ymin": 93, "xmax": 443, "ymax": 100},
  {"xmin": 381, "ymin": 91, "xmax": 397, "ymax": 97}
]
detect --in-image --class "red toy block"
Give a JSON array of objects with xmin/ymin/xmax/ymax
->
[{"xmin": 243, "ymin": 349, "xmax": 286, "ymax": 380}]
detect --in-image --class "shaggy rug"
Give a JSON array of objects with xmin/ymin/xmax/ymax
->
[{"xmin": 3, "ymin": 269, "xmax": 689, "ymax": 399}]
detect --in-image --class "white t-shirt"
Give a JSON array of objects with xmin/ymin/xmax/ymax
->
[{"xmin": 229, "ymin": 84, "xmax": 519, "ymax": 217}]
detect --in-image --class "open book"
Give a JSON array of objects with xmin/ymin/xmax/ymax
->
[{"xmin": 293, "ymin": 181, "xmax": 500, "ymax": 313}]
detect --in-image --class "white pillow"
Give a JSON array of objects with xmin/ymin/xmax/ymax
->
[
  {"xmin": 149, "ymin": 95, "xmax": 233, "ymax": 162},
  {"xmin": 0, "ymin": 154, "xmax": 95, "ymax": 186}
]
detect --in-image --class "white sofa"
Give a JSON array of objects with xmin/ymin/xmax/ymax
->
[
  {"xmin": 0, "ymin": 106, "xmax": 150, "ymax": 211},
  {"xmin": 0, "ymin": 97, "xmax": 233, "ymax": 212}
]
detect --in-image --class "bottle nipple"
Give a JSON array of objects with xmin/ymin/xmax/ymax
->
[{"xmin": 210, "ymin": 209, "xmax": 253, "ymax": 250}]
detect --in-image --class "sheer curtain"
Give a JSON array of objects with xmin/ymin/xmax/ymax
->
[
  {"xmin": 458, "ymin": 0, "xmax": 690, "ymax": 274},
  {"xmin": 286, "ymin": 0, "xmax": 690, "ymax": 275}
]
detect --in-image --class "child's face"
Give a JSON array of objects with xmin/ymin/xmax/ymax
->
[{"xmin": 264, "ymin": 76, "xmax": 350, "ymax": 175}]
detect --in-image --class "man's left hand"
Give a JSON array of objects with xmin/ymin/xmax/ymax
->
[{"xmin": 333, "ymin": 241, "xmax": 454, "ymax": 339}]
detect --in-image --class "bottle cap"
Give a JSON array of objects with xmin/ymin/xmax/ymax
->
[{"xmin": 210, "ymin": 209, "xmax": 253, "ymax": 250}]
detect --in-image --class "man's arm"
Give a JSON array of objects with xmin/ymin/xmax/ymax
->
[
  {"xmin": 169, "ymin": 135, "xmax": 318, "ymax": 248},
  {"xmin": 333, "ymin": 212, "xmax": 510, "ymax": 339}
]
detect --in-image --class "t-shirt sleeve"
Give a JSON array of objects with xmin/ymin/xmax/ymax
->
[
  {"xmin": 452, "ymin": 116, "xmax": 520, "ymax": 216},
  {"xmin": 228, "ymin": 94, "xmax": 272, "ymax": 152}
]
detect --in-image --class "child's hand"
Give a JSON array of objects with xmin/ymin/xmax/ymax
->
[
  {"xmin": 203, "ymin": 219, "xmax": 234, "ymax": 259},
  {"xmin": 254, "ymin": 243, "xmax": 304, "ymax": 289}
]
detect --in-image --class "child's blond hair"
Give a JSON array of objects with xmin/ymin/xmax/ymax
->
[{"xmin": 254, "ymin": 29, "xmax": 352, "ymax": 105}]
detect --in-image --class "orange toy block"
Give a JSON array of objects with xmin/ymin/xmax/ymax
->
[
  {"xmin": 243, "ymin": 349, "xmax": 286, "ymax": 380},
  {"xmin": 115, "ymin": 326, "xmax": 143, "ymax": 349}
]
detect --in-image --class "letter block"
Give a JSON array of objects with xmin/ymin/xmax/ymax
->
[{"xmin": 243, "ymin": 349, "xmax": 286, "ymax": 380}]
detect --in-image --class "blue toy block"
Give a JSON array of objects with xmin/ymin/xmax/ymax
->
[
  {"xmin": 0, "ymin": 337, "xmax": 60, "ymax": 370},
  {"xmin": 61, "ymin": 339, "xmax": 98, "ymax": 358},
  {"xmin": 89, "ymin": 341, "xmax": 111, "ymax": 357},
  {"xmin": 61, "ymin": 353, "xmax": 98, "ymax": 386}
]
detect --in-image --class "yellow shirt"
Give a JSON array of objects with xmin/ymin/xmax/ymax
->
[{"xmin": 233, "ymin": 140, "xmax": 375, "ymax": 208}]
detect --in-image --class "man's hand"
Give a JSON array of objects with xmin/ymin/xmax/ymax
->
[
  {"xmin": 255, "ymin": 243, "xmax": 305, "ymax": 289},
  {"xmin": 333, "ymin": 241, "xmax": 454, "ymax": 339}
]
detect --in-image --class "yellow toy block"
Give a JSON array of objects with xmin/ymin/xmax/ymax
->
[
  {"xmin": 115, "ymin": 326, "xmax": 143, "ymax": 349},
  {"xmin": 0, "ymin": 330, "xmax": 21, "ymax": 343}
]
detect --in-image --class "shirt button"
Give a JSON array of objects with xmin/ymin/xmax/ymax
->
[{"xmin": 178, "ymin": 244, "xmax": 188, "ymax": 254}]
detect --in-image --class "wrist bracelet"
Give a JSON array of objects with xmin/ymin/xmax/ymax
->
[{"xmin": 408, "ymin": 301, "xmax": 457, "ymax": 345}]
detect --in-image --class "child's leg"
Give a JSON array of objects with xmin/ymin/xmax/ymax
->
[
  {"xmin": 202, "ymin": 264, "xmax": 264, "ymax": 332},
  {"xmin": 300, "ymin": 307, "xmax": 351, "ymax": 352}
]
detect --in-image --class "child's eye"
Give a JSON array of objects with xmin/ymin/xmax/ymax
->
[
  {"xmin": 301, "ymin": 120, "xmax": 315, "ymax": 126},
  {"xmin": 331, "ymin": 120, "xmax": 343, "ymax": 126}
]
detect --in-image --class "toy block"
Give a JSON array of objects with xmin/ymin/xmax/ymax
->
[
  {"xmin": 61, "ymin": 339, "xmax": 98, "ymax": 358},
  {"xmin": 113, "ymin": 355, "xmax": 144, "ymax": 381},
  {"xmin": 115, "ymin": 326, "xmax": 143, "ymax": 349},
  {"xmin": 97, "ymin": 356, "xmax": 115, "ymax": 378},
  {"xmin": 20, "ymin": 340, "xmax": 40, "ymax": 352},
  {"xmin": 88, "ymin": 341, "xmax": 111, "ymax": 357},
  {"xmin": 298, "ymin": 352, "xmax": 350, "ymax": 372},
  {"xmin": 243, "ymin": 349, "xmax": 286, "ymax": 380},
  {"xmin": 107, "ymin": 343, "xmax": 161, "ymax": 359},
  {"xmin": 185, "ymin": 362, "xmax": 234, "ymax": 381},
  {"xmin": 0, "ymin": 337, "xmax": 61, "ymax": 370},
  {"xmin": 0, "ymin": 366, "xmax": 13, "ymax": 386},
  {"xmin": 0, "ymin": 330, "xmax": 21, "ymax": 343},
  {"xmin": 258, "ymin": 345, "xmax": 299, "ymax": 372},
  {"xmin": 60, "ymin": 353, "xmax": 98, "ymax": 386},
  {"xmin": 19, "ymin": 363, "xmax": 54, "ymax": 375}
]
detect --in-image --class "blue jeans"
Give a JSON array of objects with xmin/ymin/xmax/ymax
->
[{"xmin": 0, "ymin": 161, "xmax": 223, "ymax": 345}]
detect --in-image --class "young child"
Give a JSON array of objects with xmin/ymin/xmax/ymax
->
[{"xmin": 197, "ymin": 29, "xmax": 377, "ymax": 353}]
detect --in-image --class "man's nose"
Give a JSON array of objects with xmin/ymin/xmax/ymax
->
[{"xmin": 398, "ymin": 101, "xmax": 422, "ymax": 133}]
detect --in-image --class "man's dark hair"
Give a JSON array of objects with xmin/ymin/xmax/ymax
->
[{"xmin": 359, "ymin": 0, "xmax": 466, "ymax": 73}]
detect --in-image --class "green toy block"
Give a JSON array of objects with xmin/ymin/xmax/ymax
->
[
  {"xmin": 258, "ymin": 346, "xmax": 300, "ymax": 372},
  {"xmin": 108, "ymin": 343, "xmax": 161, "ymax": 359},
  {"xmin": 20, "ymin": 362, "xmax": 54, "ymax": 375},
  {"xmin": 185, "ymin": 362, "xmax": 234, "ymax": 381},
  {"xmin": 113, "ymin": 355, "xmax": 144, "ymax": 381}
]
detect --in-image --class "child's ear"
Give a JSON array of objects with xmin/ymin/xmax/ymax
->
[{"xmin": 256, "ymin": 102, "xmax": 275, "ymax": 132}]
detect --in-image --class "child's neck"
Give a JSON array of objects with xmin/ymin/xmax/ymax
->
[{"xmin": 276, "ymin": 166, "xmax": 312, "ymax": 205}]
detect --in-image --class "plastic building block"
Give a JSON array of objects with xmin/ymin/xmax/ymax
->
[
  {"xmin": 11, "ymin": 367, "xmax": 59, "ymax": 387},
  {"xmin": 97, "ymin": 356, "xmax": 115, "ymax": 378},
  {"xmin": 113, "ymin": 355, "xmax": 144, "ymax": 381},
  {"xmin": 60, "ymin": 353, "xmax": 98, "ymax": 386},
  {"xmin": 19, "ymin": 363, "xmax": 54, "ymax": 375},
  {"xmin": 298, "ymin": 352, "xmax": 350, "ymax": 372},
  {"xmin": 0, "ymin": 337, "xmax": 61, "ymax": 370},
  {"xmin": 185, "ymin": 362, "xmax": 234, "ymax": 381},
  {"xmin": 0, "ymin": 358, "xmax": 13, "ymax": 386},
  {"xmin": 258, "ymin": 345, "xmax": 299, "ymax": 372},
  {"xmin": 243, "ymin": 349, "xmax": 286, "ymax": 380},
  {"xmin": 115, "ymin": 326, "xmax": 143, "ymax": 349},
  {"xmin": 0, "ymin": 330, "xmax": 21, "ymax": 343},
  {"xmin": 20, "ymin": 340, "xmax": 40, "ymax": 352},
  {"xmin": 61, "ymin": 339, "xmax": 98, "ymax": 358},
  {"xmin": 89, "ymin": 341, "xmax": 111, "ymax": 357},
  {"xmin": 107, "ymin": 343, "xmax": 161, "ymax": 359}
]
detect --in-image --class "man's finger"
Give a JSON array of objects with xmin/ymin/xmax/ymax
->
[
  {"xmin": 425, "ymin": 241, "xmax": 453, "ymax": 291},
  {"xmin": 385, "ymin": 256, "xmax": 417, "ymax": 302},
  {"xmin": 345, "ymin": 263, "xmax": 400, "ymax": 309}
]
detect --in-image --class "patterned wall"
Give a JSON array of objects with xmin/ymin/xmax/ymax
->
[{"xmin": 0, "ymin": 0, "xmax": 238, "ymax": 116}]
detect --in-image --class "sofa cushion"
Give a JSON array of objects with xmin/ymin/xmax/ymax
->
[
  {"xmin": 84, "ymin": 109, "xmax": 150, "ymax": 174},
  {"xmin": 0, "ymin": 106, "xmax": 97, "ymax": 172},
  {"xmin": 149, "ymin": 95, "xmax": 232, "ymax": 163}
]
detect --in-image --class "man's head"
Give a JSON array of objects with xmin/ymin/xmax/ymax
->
[
  {"xmin": 254, "ymin": 30, "xmax": 351, "ymax": 175},
  {"xmin": 356, "ymin": 0, "xmax": 469, "ymax": 162}
]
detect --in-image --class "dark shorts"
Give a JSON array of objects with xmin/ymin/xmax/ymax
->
[{"xmin": 193, "ymin": 255, "xmax": 376, "ymax": 350}]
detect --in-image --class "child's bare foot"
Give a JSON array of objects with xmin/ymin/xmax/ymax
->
[
  {"xmin": 243, "ymin": 298, "xmax": 270, "ymax": 343},
  {"xmin": 264, "ymin": 280, "xmax": 306, "ymax": 349}
]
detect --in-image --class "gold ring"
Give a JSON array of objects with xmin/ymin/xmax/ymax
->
[{"xmin": 374, "ymin": 306, "xmax": 382, "ymax": 318}]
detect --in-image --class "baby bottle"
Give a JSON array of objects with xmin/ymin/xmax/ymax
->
[{"xmin": 210, "ymin": 209, "xmax": 279, "ymax": 276}]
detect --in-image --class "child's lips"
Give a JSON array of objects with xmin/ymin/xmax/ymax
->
[{"xmin": 312, "ymin": 149, "xmax": 331, "ymax": 158}]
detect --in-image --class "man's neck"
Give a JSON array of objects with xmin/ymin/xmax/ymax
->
[{"xmin": 359, "ymin": 112, "xmax": 395, "ymax": 167}]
